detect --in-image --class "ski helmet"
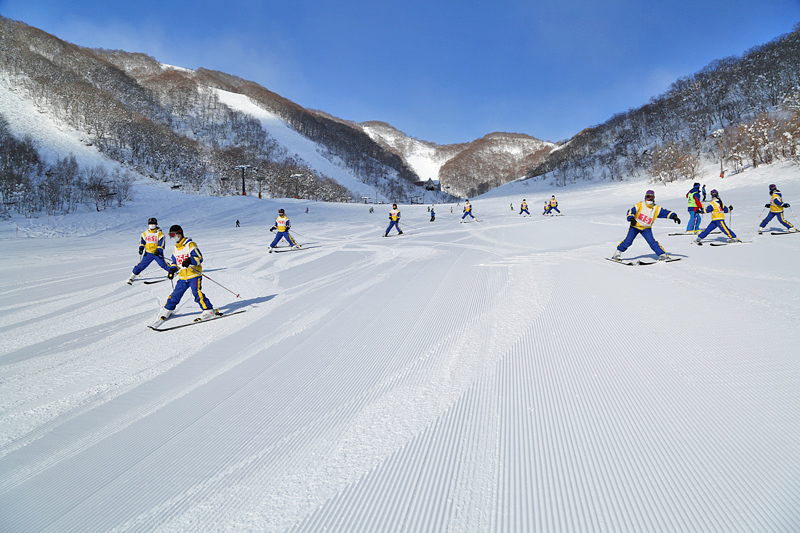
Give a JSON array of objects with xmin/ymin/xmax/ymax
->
[
  {"xmin": 769, "ymin": 184, "xmax": 777, "ymax": 191},
  {"xmin": 645, "ymin": 190, "xmax": 655, "ymax": 200},
  {"xmin": 710, "ymin": 189, "xmax": 719, "ymax": 197},
  {"xmin": 168, "ymin": 224, "xmax": 183, "ymax": 236},
  {"xmin": 693, "ymin": 183, "xmax": 700, "ymax": 187},
  {"xmin": 278, "ymin": 208, "xmax": 285, "ymax": 214},
  {"xmin": 148, "ymin": 217, "xmax": 158, "ymax": 225}
]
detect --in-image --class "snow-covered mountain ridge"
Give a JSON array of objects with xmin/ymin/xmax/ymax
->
[{"xmin": 362, "ymin": 121, "xmax": 556, "ymax": 197}]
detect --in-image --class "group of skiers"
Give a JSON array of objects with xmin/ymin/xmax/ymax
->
[
  {"xmin": 611, "ymin": 183, "xmax": 795, "ymax": 262},
  {"xmin": 129, "ymin": 183, "xmax": 795, "ymax": 320},
  {"xmin": 129, "ymin": 207, "xmax": 304, "ymax": 322},
  {"xmin": 127, "ymin": 218, "xmax": 220, "ymax": 322}
]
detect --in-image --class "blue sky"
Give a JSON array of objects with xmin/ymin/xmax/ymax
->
[{"xmin": 1, "ymin": 1, "xmax": 799, "ymax": 145}]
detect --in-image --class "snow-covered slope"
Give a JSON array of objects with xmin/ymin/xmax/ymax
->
[
  {"xmin": 361, "ymin": 121, "xmax": 461, "ymax": 182},
  {"xmin": 214, "ymin": 89, "xmax": 385, "ymax": 200},
  {"xmin": 1, "ymin": 163, "xmax": 799, "ymax": 532}
]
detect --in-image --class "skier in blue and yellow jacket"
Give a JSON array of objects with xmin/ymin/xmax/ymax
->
[
  {"xmin": 461, "ymin": 200, "xmax": 475, "ymax": 221},
  {"xmin": 159, "ymin": 225, "xmax": 218, "ymax": 321},
  {"xmin": 519, "ymin": 200, "xmax": 530, "ymax": 216},
  {"xmin": 127, "ymin": 217, "xmax": 171, "ymax": 284},
  {"xmin": 385, "ymin": 203, "xmax": 403, "ymax": 236},
  {"xmin": 693, "ymin": 189, "xmax": 740, "ymax": 244},
  {"xmin": 611, "ymin": 190, "xmax": 680, "ymax": 261},
  {"xmin": 758, "ymin": 184, "xmax": 796, "ymax": 234},
  {"xmin": 269, "ymin": 209, "xmax": 298, "ymax": 251}
]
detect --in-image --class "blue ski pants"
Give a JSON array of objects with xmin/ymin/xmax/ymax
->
[
  {"xmin": 133, "ymin": 252, "xmax": 170, "ymax": 275},
  {"xmin": 759, "ymin": 211, "xmax": 793, "ymax": 230},
  {"xmin": 698, "ymin": 219, "xmax": 736, "ymax": 239},
  {"xmin": 461, "ymin": 211, "xmax": 475, "ymax": 219},
  {"xmin": 385, "ymin": 220, "xmax": 402, "ymax": 234},
  {"xmin": 616, "ymin": 227, "xmax": 666, "ymax": 255},
  {"xmin": 165, "ymin": 277, "xmax": 213, "ymax": 311},
  {"xmin": 270, "ymin": 231, "xmax": 296, "ymax": 248},
  {"xmin": 686, "ymin": 209, "xmax": 702, "ymax": 232}
]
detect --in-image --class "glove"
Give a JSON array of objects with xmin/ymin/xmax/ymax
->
[
  {"xmin": 729, "ymin": 205, "xmax": 733, "ymax": 212},
  {"xmin": 766, "ymin": 204, "xmax": 771, "ymax": 208},
  {"xmin": 181, "ymin": 258, "xmax": 192, "ymax": 268},
  {"xmin": 270, "ymin": 227, "xmax": 275, "ymax": 232},
  {"xmin": 154, "ymin": 249, "xmax": 163, "ymax": 257},
  {"xmin": 784, "ymin": 203, "xmax": 790, "ymax": 208},
  {"xmin": 672, "ymin": 214, "xmax": 681, "ymax": 224},
  {"xmin": 138, "ymin": 247, "xmax": 144, "ymax": 256},
  {"xmin": 168, "ymin": 267, "xmax": 177, "ymax": 280},
  {"xmin": 629, "ymin": 217, "xmax": 637, "ymax": 227}
]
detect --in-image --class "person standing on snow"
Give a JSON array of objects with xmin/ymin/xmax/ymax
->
[
  {"xmin": 702, "ymin": 184, "xmax": 707, "ymax": 202},
  {"xmin": 611, "ymin": 190, "xmax": 681, "ymax": 261},
  {"xmin": 693, "ymin": 189, "xmax": 740, "ymax": 244},
  {"xmin": 461, "ymin": 200, "xmax": 475, "ymax": 221},
  {"xmin": 519, "ymin": 199, "xmax": 530, "ymax": 216},
  {"xmin": 543, "ymin": 200, "xmax": 549, "ymax": 215},
  {"xmin": 127, "ymin": 217, "xmax": 171, "ymax": 284},
  {"xmin": 269, "ymin": 208, "xmax": 299, "ymax": 252},
  {"xmin": 430, "ymin": 205, "xmax": 436, "ymax": 222},
  {"xmin": 385, "ymin": 203, "xmax": 403, "ymax": 236},
  {"xmin": 686, "ymin": 182, "xmax": 703, "ymax": 233},
  {"xmin": 159, "ymin": 225, "xmax": 219, "ymax": 321},
  {"xmin": 547, "ymin": 196, "xmax": 561, "ymax": 215},
  {"xmin": 758, "ymin": 184, "xmax": 796, "ymax": 234}
]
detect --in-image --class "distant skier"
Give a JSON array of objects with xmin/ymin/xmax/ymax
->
[
  {"xmin": 127, "ymin": 217, "xmax": 171, "ymax": 284},
  {"xmin": 519, "ymin": 199, "xmax": 530, "ymax": 216},
  {"xmin": 461, "ymin": 200, "xmax": 475, "ymax": 221},
  {"xmin": 546, "ymin": 196, "xmax": 561, "ymax": 215},
  {"xmin": 385, "ymin": 203, "xmax": 403, "ymax": 236},
  {"xmin": 611, "ymin": 190, "xmax": 680, "ymax": 261},
  {"xmin": 269, "ymin": 208, "xmax": 298, "ymax": 252},
  {"xmin": 758, "ymin": 184, "xmax": 796, "ymax": 234},
  {"xmin": 430, "ymin": 205, "xmax": 436, "ymax": 222},
  {"xmin": 369, "ymin": 206, "xmax": 374, "ymax": 214},
  {"xmin": 543, "ymin": 201, "xmax": 549, "ymax": 215},
  {"xmin": 702, "ymin": 184, "xmax": 707, "ymax": 202},
  {"xmin": 236, "ymin": 219, "xmax": 240, "ymax": 227},
  {"xmin": 159, "ymin": 224, "xmax": 220, "ymax": 322},
  {"xmin": 693, "ymin": 189, "xmax": 740, "ymax": 244},
  {"xmin": 510, "ymin": 203, "xmax": 514, "ymax": 211},
  {"xmin": 685, "ymin": 182, "xmax": 703, "ymax": 233}
]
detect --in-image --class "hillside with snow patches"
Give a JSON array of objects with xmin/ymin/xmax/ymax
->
[{"xmin": 2, "ymin": 151, "xmax": 800, "ymax": 532}]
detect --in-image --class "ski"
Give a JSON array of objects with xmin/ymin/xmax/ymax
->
[
  {"xmin": 149, "ymin": 310, "xmax": 247, "ymax": 331},
  {"xmin": 669, "ymin": 231, "xmax": 719, "ymax": 236},
  {"xmin": 606, "ymin": 258, "xmax": 656, "ymax": 266},
  {"xmin": 272, "ymin": 245, "xmax": 306, "ymax": 252},
  {"xmin": 709, "ymin": 241, "xmax": 751, "ymax": 246},
  {"xmin": 606, "ymin": 257, "xmax": 681, "ymax": 266},
  {"xmin": 770, "ymin": 231, "xmax": 799, "ymax": 235},
  {"xmin": 143, "ymin": 277, "xmax": 169, "ymax": 284}
]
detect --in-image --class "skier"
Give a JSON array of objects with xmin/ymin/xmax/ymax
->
[
  {"xmin": 702, "ymin": 184, "xmax": 707, "ymax": 202},
  {"xmin": 430, "ymin": 205, "xmax": 436, "ymax": 222},
  {"xmin": 236, "ymin": 219, "xmax": 240, "ymax": 227},
  {"xmin": 519, "ymin": 199, "xmax": 530, "ymax": 216},
  {"xmin": 611, "ymin": 190, "xmax": 680, "ymax": 261},
  {"xmin": 543, "ymin": 201, "xmax": 549, "ymax": 215},
  {"xmin": 758, "ymin": 184, "xmax": 796, "ymax": 234},
  {"xmin": 693, "ymin": 189, "xmax": 739, "ymax": 244},
  {"xmin": 159, "ymin": 225, "xmax": 220, "ymax": 321},
  {"xmin": 127, "ymin": 217, "xmax": 171, "ymax": 284},
  {"xmin": 510, "ymin": 203, "xmax": 514, "ymax": 211},
  {"xmin": 385, "ymin": 203, "xmax": 403, "ymax": 236},
  {"xmin": 547, "ymin": 196, "xmax": 561, "ymax": 215},
  {"xmin": 686, "ymin": 182, "xmax": 703, "ymax": 233},
  {"xmin": 269, "ymin": 208, "xmax": 298, "ymax": 252},
  {"xmin": 461, "ymin": 200, "xmax": 475, "ymax": 221}
]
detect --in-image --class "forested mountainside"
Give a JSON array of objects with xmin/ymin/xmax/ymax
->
[
  {"xmin": 527, "ymin": 24, "xmax": 800, "ymax": 186},
  {"xmin": 0, "ymin": 15, "xmax": 431, "ymax": 215}
]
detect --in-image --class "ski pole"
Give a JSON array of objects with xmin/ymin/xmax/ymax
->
[
  {"xmin": 189, "ymin": 266, "xmax": 240, "ymax": 298},
  {"xmin": 753, "ymin": 207, "xmax": 766, "ymax": 231}
]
